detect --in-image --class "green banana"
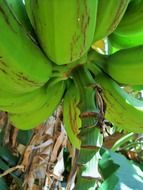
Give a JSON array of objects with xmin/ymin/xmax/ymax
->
[
  {"xmin": 0, "ymin": 87, "xmax": 40, "ymax": 106},
  {"xmin": 0, "ymin": 86, "xmax": 48, "ymax": 114},
  {"xmin": 25, "ymin": 0, "xmax": 98, "ymax": 65},
  {"xmin": 9, "ymin": 80, "xmax": 66, "ymax": 130},
  {"xmin": 100, "ymin": 46, "xmax": 143, "ymax": 85},
  {"xmin": 24, "ymin": 0, "xmax": 34, "ymax": 27},
  {"xmin": 93, "ymin": 0, "xmax": 130, "ymax": 43},
  {"xmin": 0, "ymin": 0, "xmax": 52, "ymax": 94},
  {"xmin": 63, "ymin": 80, "xmax": 81, "ymax": 149},
  {"xmin": 109, "ymin": 0, "xmax": 143, "ymax": 49},
  {"xmin": 6, "ymin": 0, "xmax": 33, "ymax": 33},
  {"xmin": 95, "ymin": 71, "xmax": 143, "ymax": 133}
]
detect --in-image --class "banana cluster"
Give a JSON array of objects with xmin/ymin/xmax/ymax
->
[
  {"xmin": 0, "ymin": 0, "xmax": 64, "ymax": 130},
  {"xmin": 0, "ymin": 0, "xmax": 143, "ymax": 137},
  {"xmin": 0, "ymin": 0, "xmax": 143, "ymax": 190},
  {"xmin": 3, "ymin": 1, "xmax": 143, "ymax": 189}
]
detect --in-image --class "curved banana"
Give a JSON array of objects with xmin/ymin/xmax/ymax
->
[
  {"xmin": 109, "ymin": 0, "xmax": 143, "ymax": 49},
  {"xmin": 0, "ymin": 0, "xmax": 52, "ymax": 94},
  {"xmin": 9, "ymin": 80, "xmax": 66, "ymax": 130},
  {"xmin": 25, "ymin": 0, "xmax": 98, "ymax": 65},
  {"xmin": 24, "ymin": 0, "xmax": 34, "ymax": 27},
  {"xmin": 95, "ymin": 72, "xmax": 143, "ymax": 133},
  {"xmin": 0, "ymin": 87, "xmax": 40, "ymax": 106},
  {"xmin": 0, "ymin": 86, "xmax": 48, "ymax": 114},
  {"xmin": 63, "ymin": 80, "xmax": 81, "ymax": 149},
  {"xmin": 6, "ymin": 0, "xmax": 33, "ymax": 33},
  {"xmin": 101, "ymin": 46, "xmax": 143, "ymax": 85},
  {"xmin": 93, "ymin": 0, "xmax": 130, "ymax": 43}
]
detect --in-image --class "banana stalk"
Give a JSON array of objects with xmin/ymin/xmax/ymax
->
[{"xmin": 73, "ymin": 66, "xmax": 103, "ymax": 189}]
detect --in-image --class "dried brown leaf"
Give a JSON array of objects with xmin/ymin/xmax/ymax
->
[{"xmin": 0, "ymin": 165, "xmax": 24, "ymax": 178}]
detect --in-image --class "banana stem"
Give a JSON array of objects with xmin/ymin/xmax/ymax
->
[{"xmin": 73, "ymin": 66, "xmax": 103, "ymax": 190}]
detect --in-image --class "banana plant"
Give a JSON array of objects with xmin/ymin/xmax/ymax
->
[{"xmin": 0, "ymin": 0, "xmax": 143, "ymax": 189}]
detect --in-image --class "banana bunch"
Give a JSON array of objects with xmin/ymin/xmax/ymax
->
[
  {"xmin": 2, "ymin": 1, "xmax": 143, "ymax": 188},
  {"xmin": 0, "ymin": 0, "xmax": 59, "ymax": 130},
  {"xmin": 25, "ymin": 0, "xmax": 98, "ymax": 65},
  {"xmin": 109, "ymin": 0, "xmax": 143, "ymax": 49},
  {"xmin": 1, "ymin": 0, "xmax": 143, "ymax": 136},
  {"xmin": 93, "ymin": 0, "xmax": 130, "ymax": 43}
]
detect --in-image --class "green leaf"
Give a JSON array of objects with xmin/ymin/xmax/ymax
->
[
  {"xmin": 99, "ymin": 149, "xmax": 143, "ymax": 190},
  {"xmin": 74, "ymin": 177, "xmax": 98, "ymax": 190},
  {"xmin": 0, "ymin": 158, "xmax": 11, "ymax": 171},
  {"xmin": 0, "ymin": 158, "xmax": 22, "ymax": 188},
  {"xmin": 0, "ymin": 146, "xmax": 18, "ymax": 166},
  {"xmin": 17, "ymin": 129, "xmax": 33, "ymax": 145},
  {"xmin": 0, "ymin": 178, "xmax": 8, "ymax": 190},
  {"xmin": 111, "ymin": 132, "xmax": 134, "ymax": 151}
]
